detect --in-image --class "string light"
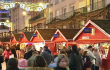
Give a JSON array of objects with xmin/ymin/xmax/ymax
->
[{"xmin": 0, "ymin": 1, "xmax": 49, "ymax": 11}]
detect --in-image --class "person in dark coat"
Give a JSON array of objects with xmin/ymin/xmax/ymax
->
[
  {"xmin": 41, "ymin": 46, "xmax": 51, "ymax": 65},
  {"xmin": 66, "ymin": 46, "xmax": 72, "ymax": 58},
  {"xmin": 11, "ymin": 45, "xmax": 17, "ymax": 58},
  {"xmin": 24, "ymin": 45, "xmax": 37, "ymax": 60},
  {"xmin": 69, "ymin": 45, "xmax": 83, "ymax": 70},
  {"xmin": 6, "ymin": 58, "xmax": 19, "ymax": 70},
  {"xmin": 0, "ymin": 49, "xmax": 4, "ymax": 70}
]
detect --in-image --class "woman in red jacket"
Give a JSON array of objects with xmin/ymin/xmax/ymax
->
[{"xmin": 4, "ymin": 45, "xmax": 12, "ymax": 67}]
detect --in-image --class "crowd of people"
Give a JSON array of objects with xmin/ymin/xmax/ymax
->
[{"xmin": 0, "ymin": 44, "xmax": 102, "ymax": 70}]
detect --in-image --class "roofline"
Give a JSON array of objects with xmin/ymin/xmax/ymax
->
[
  {"xmin": 30, "ymin": 29, "xmax": 44, "ymax": 42},
  {"xmin": 73, "ymin": 20, "xmax": 110, "ymax": 41},
  {"xmin": 51, "ymin": 29, "xmax": 68, "ymax": 41}
]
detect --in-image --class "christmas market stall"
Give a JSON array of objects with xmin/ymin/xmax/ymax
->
[
  {"xmin": 30, "ymin": 29, "xmax": 56, "ymax": 54},
  {"xmin": 19, "ymin": 32, "xmax": 34, "ymax": 57},
  {"xmin": 73, "ymin": 20, "xmax": 110, "ymax": 70},
  {"xmin": 10, "ymin": 33, "xmax": 21, "ymax": 44},
  {"xmin": 51, "ymin": 29, "xmax": 79, "ymax": 53}
]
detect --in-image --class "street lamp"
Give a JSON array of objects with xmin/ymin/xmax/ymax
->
[
  {"xmin": 6, "ymin": 20, "xmax": 9, "ymax": 23},
  {"xmin": 22, "ymin": 11, "xmax": 26, "ymax": 16}
]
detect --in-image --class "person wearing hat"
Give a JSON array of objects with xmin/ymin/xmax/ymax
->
[{"xmin": 0, "ymin": 49, "xmax": 4, "ymax": 70}]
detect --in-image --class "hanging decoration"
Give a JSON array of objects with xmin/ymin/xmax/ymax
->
[{"xmin": 0, "ymin": 1, "xmax": 49, "ymax": 11}]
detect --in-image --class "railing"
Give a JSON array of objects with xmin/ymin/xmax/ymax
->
[
  {"xmin": 29, "ymin": 12, "xmax": 45, "ymax": 23},
  {"xmin": 46, "ymin": 0, "xmax": 105, "ymax": 24}
]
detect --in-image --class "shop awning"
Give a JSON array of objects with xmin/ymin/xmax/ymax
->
[{"xmin": 76, "ymin": 39, "xmax": 110, "ymax": 44}]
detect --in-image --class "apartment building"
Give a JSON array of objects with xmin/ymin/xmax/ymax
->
[
  {"xmin": 9, "ymin": 0, "xmax": 32, "ymax": 31},
  {"xmin": 29, "ymin": 0, "xmax": 49, "ymax": 29},
  {"xmin": 46, "ymin": 0, "xmax": 106, "ymax": 29}
]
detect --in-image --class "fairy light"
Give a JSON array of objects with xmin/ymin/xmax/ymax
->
[{"xmin": 0, "ymin": 1, "xmax": 49, "ymax": 11}]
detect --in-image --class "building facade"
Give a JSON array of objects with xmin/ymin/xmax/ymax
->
[{"xmin": 29, "ymin": 0, "xmax": 110, "ymax": 30}]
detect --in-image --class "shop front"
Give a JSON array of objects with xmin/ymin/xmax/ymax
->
[
  {"xmin": 73, "ymin": 20, "xmax": 110, "ymax": 70},
  {"xmin": 30, "ymin": 29, "xmax": 56, "ymax": 54}
]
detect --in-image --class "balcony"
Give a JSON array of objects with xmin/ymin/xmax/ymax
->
[
  {"xmin": 29, "ymin": 12, "xmax": 46, "ymax": 23},
  {"xmin": 47, "ymin": 0, "xmax": 105, "ymax": 24}
]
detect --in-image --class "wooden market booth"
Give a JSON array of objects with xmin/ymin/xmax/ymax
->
[
  {"xmin": 30, "ymin": 29, "xmax": 57, "ymax": 54},
  {"xmin": 73, "ymin": 20, "xmax": 110, "ymax": 70},
  {"xmin": 19, "ymin": 32, "xmax": 34, "ymax": 57},
  {"xmin": 19, "ymin": 32, "xmax": 34, "ymax": 48},
  {"xmin": 51, "ymin": 29, "xmax": 80, "ymax": 52},
  {"xmin": 10, "ymin": 33, "xmax": 21, "ymax": 44}
]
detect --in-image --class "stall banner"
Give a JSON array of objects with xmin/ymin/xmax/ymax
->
[
  {"xmin": 53, "ymin": 34, "xmax": 59, "ymax": 38},
  {"xmin": 84, "ymin": 28, "xmax": 91, "ymax": 33},
  {"xmin": 10, "ymin": 37, "xmax": 13, "ymax": 39},
  {"xmin": 33, "ymin": 34, "xmax": 37, "ymax": 37},
  {"xmin": 20, "ymin": 35, "xmax": 23, "ymax": 38}
]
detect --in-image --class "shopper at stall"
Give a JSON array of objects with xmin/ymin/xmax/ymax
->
[
  {"xmin": 41, "ymin": 46, "xmax": 51, "ymax": 65},
  {"xmin": 66, "ymin": 46, "xmax": 72, "ymax": 58},
  {"xmin": 4, "ymin": 46, "xmax": 12, "ymax": 67},
  {"xmin": 86, "ymin": 46, "xmax": 96, "ymax": 70},
  {"xmin": 24, "ymin": 45, "xmax": 29, "ymax": 53},
  {"xmin": 11, "ymin": 45, "xmax": 17, "ymax": 58},
  {"xmin": 54, "ymin": 54, "xmax": 69, "ymax": 70},
  {"xmin": 24, "ymin": 45, "xmax": 36, "ymax": 60},
  {"xmin": 6, "ymin": 58, "xmax": 19, "ymax": 70},
  {"xmin": 0, "ymin": 49, "xmax": 4, "ymax": 70},
  {"xmin": 16, "ymin": 44, "xmax": 20, "ymax": 59},
  {"xmin": 93, "ymin": 49, "xmax": 102, "ymax": 70},
  {"xmin": 69, "ymin": 45, "xmax": 83, "ymax": 70},
  {"xmin": 83, "ymin": 51, "xmax": 92, "ymax": 70}
]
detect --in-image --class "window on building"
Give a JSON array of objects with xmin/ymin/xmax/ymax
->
[
  {"xmin": 55, "ymin": 10, "xmax": 59, "ymax": 17},
  {"xmin": 62, "ymin": 8, "xmax": 66, "ymax": 19},
  {"xmin": 55, "ymin": 0, "xmax": 59, "ymax": 4},
  {"xmin": 70, "ymin": 6, "xmax": 74, "ymax": 11},
  {"xmin": 50, "ymin": 12, "xmax": 53, "ymax": 21},
  {"xmin": 80, "ymin": 20, "xmax": 85, "ymax": 28}
]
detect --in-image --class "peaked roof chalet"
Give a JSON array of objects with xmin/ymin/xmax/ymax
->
[
  {"xmin": 37, "ymin": 29, "xmax": 57, "ymax": 40},
  {"xmin": 59, "ymin": 29, "xmax": 80, "ymax": 39},
  {"xmin": 24, "ymin": 32, "xmax": 34, "ymax": 41}
]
